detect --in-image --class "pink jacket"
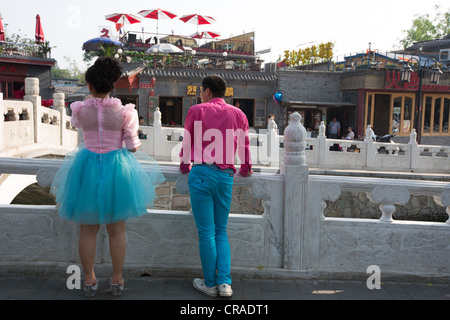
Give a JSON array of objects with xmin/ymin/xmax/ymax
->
[
  {"xmin": 71, "ymin": 97, "xmax": 141, "ymax": 154},
  {"xmin": 179, "ymin": 98, "xmax": 252, "ymax": 176}
]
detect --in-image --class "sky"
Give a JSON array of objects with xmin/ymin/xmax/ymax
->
[{"xmin": 0, "ymin": 0, "xmax": 448, "ymax": 70}]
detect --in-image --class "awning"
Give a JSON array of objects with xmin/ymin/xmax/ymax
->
[{"xmin": 284, "ymin": 100, "xmax": 356, "ymax": 108}]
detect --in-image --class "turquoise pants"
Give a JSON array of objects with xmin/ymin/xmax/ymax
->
[{"xmin": 188, "ymin": 164, "xmax": 234, "ymax": 287}]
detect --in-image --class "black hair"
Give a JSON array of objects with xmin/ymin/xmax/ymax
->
[
  {"xmin": 202, "ymin": 75, "xmax": 226, "ymax": 98},
  {"xmin": 85, "ymin": 57, "xmax": 123, "ymax": 94}
]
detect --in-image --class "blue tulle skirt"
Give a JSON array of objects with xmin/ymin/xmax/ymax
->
[{"xmin": 51, "ymin": 147, "xmax": 166, "ymax": 225}]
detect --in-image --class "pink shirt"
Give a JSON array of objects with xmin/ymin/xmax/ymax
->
[
  {"xmin": 179, "ymin": 98, "xmax": 252, "ymax": 176},
  {"xmin": 71, "ymin": 97, "xmax": 141, "ymax": 154}
]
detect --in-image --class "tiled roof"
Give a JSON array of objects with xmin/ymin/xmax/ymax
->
[
  {"xmin": 406, "ymin": 36, "xmax": 450, "ymax": 52},
  {"xmin": 140, "ymin": 68, "xmax": 277, "ymax": 82},
  {"xmin": 120, "ymin": 63, "xmax": 145, "ymax": 77},
  {"xmin": 53, "ymin": 86, "xmax": 85, "ymax": 95},
  {"xmin": 0, "ymin": 53, "xmax": 56, "ymax": 65}
]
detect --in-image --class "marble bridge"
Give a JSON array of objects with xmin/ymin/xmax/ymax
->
[{"xmin": 0, "ymin": 78, "xmax": 449, "ymax": 281}]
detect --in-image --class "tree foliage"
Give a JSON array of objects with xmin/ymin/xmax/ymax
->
[
  {"xmin": 52, "ymin": 56, "xmax": 87, "ymax": 85},
  {"xmin": 400, "ymin": 5, "xmax": 450, "ymax": 49}
]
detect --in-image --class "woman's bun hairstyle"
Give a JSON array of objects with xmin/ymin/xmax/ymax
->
[{"xmin": 85, "ymin": 57, "xmax": 123, "ymax": 94}]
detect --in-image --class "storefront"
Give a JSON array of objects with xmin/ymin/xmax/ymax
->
[
  {"xmin": 0, "ymin": 54, "xmax": 55, "ymax": 100},
  {"xmin": 360, "ymin": 70, "xmax": 450, "ymax": 142},
  {"xmin": 118, "ymin": 67, "xmax": 278, "ymax": 129},
  {"xmin": 283, "ymin": 101, "xmax": 357, "ymax": 137}
]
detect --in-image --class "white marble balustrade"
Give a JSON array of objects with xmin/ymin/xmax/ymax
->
[{"xmin": 0, "ymin": 112, "xmax": 449, "ymax": 280}]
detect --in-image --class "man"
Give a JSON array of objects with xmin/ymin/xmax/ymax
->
[
  {"xmin": 328, "ymin": 117, "xmax": 341, "ymax": 151},
  {"xmin": 328, "ymin": 117, "xmax": 341, "ymax": 139},
  {"xmin": 179, "ymin": 75, "xmax": 252, "ymax": 297}
]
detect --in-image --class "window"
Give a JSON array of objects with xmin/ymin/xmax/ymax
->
[
  {"xmin": 0, "ymin": 81, "xmax": 25, "ymax": 99},
  {"xmin": 389, "ymin": 94, "xmax": 415, "ymax": 136},
  {"xmin": 422, "ymin": 95, "xmax": 450, "ymax": 136},
  {"xmin": 365, "ymin": 93, "xmax": 416, "ymax": 136}
]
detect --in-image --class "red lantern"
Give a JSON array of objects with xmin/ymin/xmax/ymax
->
[{"xmin": 150, "ymin": 77, "xmax": 156, "ymax": 87}]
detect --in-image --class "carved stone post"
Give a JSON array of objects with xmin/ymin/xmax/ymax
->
[
  {"xmin": 153, "ymin": 107, "xmax": 162, "ymax": 157},
  {"xmin": 53, "ymin": 93, "xmax": 65, "ymax": 146},
  {"xmin": 23, "ymin": 78, "xmax": 41, "ymax": 144},
  {"xmin": 409, "ymin": 129, "xmax": 419, "ymax": 170},
  {"xmin": 365, "ymin": 125, "xmax": 375, "ymax": 168},
  {"xmin": 280, "ymin": 112, "xmax": 308, "ymax": 270},
  {"xmin": 318, "ymin": 121, "xmax": 327, "ymax": 166},
  {"xmin": 267, "ymin": 119, "xmax": 279, "ymax": 167}
]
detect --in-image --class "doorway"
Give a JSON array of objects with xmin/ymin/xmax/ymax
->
[
  {"xmin": 159, "ymin": 96, "xmax": 183, "ymax": 126},
  {"xmin": 373, "ymin": 94, "xmax": 391, "ymax": 136},
  {"xmin": 233, "ymin": 99, "xmax": 255, "ymax": 127}
]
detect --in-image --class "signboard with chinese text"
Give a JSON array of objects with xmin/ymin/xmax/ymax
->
[
  {"xmin": 187, "ymin": 85, "xmax": 197, "ymax": 96},
  {"xmin": 385, "ymin": 71, "xmax": 450, "ymax": 92}
]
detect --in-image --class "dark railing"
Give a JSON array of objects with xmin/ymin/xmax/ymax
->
[
  {"xmin": 279, "ymin": 49, "xmax": 449, "ymax": 72},
  {"xmin": 121, "ymin": 31, "xmax": 261, "ymax": 72}
]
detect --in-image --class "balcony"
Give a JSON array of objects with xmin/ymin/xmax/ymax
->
[{"xmin": 121, "ymin": 31, "xmax": 262, "ymax": 72}]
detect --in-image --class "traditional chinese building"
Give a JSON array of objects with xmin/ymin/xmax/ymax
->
[
  {"xmin": 276, "ymin": 67, "xmax": 450, "ymax": 144},
  {"xmin": 0, "ymin": 53, "xmax": 56, "ymax": 100},
  {"xmin": 113, "ymin": 65, "xmax": 277, "ymax": 129}
]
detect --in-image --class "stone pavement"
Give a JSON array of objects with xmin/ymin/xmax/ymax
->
[{"xmin": 1, "ymin": 276, "xmax": 449, "ymax": 301}]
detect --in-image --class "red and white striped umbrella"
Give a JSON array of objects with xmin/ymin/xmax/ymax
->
[
  {"xmin": 35, "ymin": 14, "xmax": 45, "ymax": 44},
  {"xmin": 180, "ymin": 14, "xmax": 216, "ymax": 33},
  {"xmin": 138, "ymin": 8, "xmax": 177, "ymax": 20},
  {"xmin": 180, "ymin": 14, "xmax": 216, "ymax": 26},
  {"xmin": 105, "ymin": 13, "xmax": 142, "ymax": 25},
  {"xmin": 138, "ymin": 8, "xmax": 177, "ymax": 37},
  {"xmin": 190, "ymin": 31, "xmax": 221, "ymax": 40}
]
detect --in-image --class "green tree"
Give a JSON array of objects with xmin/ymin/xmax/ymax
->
[
  {"xmin": 52, "ymin": 56, "xmax": 87, "ymax": 85},
  {"xmin": 83, "ymin": 45, "xmax": 120, "ymax": 64},
  {"xmin": 399, "ymin": 5, "xmax": 450, "ymax": 49}
]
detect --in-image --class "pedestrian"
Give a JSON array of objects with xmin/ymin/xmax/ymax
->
[
  {"xmin": 328, "ymin": 117, "xmax": 341, "ymax": 139},
  {"xmin": 328, "ymin": 117, "xmax": 341, "ymax": 151},
  {"xmin": 179, "ymin": 75, "xmax": 253, "ymax": 298},
  {"xmin": 267, "ymin": 114, "xmax": 278, "ymax": 130},
  {"xmin": 51, "ymin": 57, "xmax": 165, "ymax": 298},
  {"xmin": 344, "ymin": 126, "xmax": 355, "ymax": 140}
]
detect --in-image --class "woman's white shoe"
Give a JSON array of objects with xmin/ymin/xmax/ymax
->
[{"xmin": 193, "ymin": 278, "xmax": 218, "ymax": 297}]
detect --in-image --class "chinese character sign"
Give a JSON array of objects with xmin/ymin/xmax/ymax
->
[
  {"xmin": 187, "ymin": 86, "xmax": 197, "ymax": 96},
  {"xmin": 385, "ymin": 70, "xmax": 419, "ymax": 91},
  {"xmin": 225, "ymin": 87, "xmax": 234, "ymax": 97},
  {"xmin": 283, "ymin": 42, "xmax": 334, "ymax": 67}
]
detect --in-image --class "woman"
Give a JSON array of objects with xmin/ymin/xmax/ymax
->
[{"xmin": 51, "ymin": 57, "xmax": 165, "ymax": 297}]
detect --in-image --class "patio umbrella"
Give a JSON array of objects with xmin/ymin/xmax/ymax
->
[
  {"xmin": 105, "ymin": 13, "xmax": 143, "ymax": 25},
  {"xmin": 35, "ymin": 14, "xmax": 45, "ymax": 44},
  {"xmin": 190, "ymin": 31, "xmax": 220, "ymax": 39},
  {"xmin": 138, "ymin": 8, "xmax": 177, "ymax": 38},
  {"xmin": 82, "ymin": 37, "xmax": 124, "ymax": 52},
  {"xmin": 179, "ymin": 14, "xmax": 216, "ymax": 32},
  {"xmin": 145, "ymin": 43, "xmax": 183, "ymax": 53},
  {"xmin": 105, "ymin": 13, "xmax": 142, "ymax": 34},
  {"xmin": 0, "ymin": 15, "xmax": 5, "ymax": 42}
]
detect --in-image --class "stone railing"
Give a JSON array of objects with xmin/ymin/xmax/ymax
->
[
  {"xmin": 139, "ymin": 114, "xmax": 450, "ymax": 173},
  {"xmin": 0, "ymin": 78, "xmax": 79, "ymax": 158},
  {"xmin": 0, "ymin": 112, "xmax": 449, "ymax": 281}
]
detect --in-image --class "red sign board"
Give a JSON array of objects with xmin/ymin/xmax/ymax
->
[
  {"xmin": 0, "ymin": 63, "xmax": 27, "ymax": 75},
  {"xmin": 384, "ymin": 70, "xmax": 450, "ymax": 92}
]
